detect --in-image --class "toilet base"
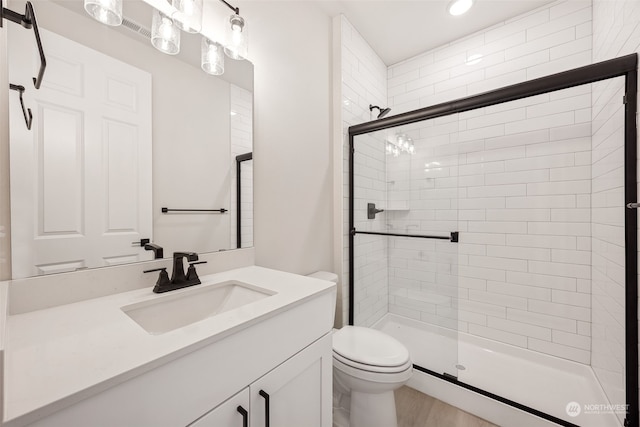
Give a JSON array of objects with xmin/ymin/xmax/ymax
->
[{"xmin": 350, "ymin": 390, "xmax": 398, "ymax": 427}]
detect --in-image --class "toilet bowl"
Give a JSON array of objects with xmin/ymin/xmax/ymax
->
[
  {"xmin": 305, "ymin": 271, "xmax": 412, "ymax": 427},
  {"xmin": 332, "ymin": 326, "xmax": 413, "ymax": 427}
]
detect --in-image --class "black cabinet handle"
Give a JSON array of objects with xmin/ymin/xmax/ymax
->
[
  {"xmin": 259, "ymin": 390, "xmax": 270, "ymax": 427},
  {"xmin": 236, "ymin": 405, "xmax": 248, "ymax": 427}
]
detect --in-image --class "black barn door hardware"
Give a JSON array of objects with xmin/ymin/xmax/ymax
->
[
  {"xmin": 161, "ymin": 207, "xmax": 227, "ymax": 213},
  {"xmin": 1, "ymin": 0, "xmax": 47, "ymax": 89},
  {"xmin": 9, "ymin": 84, "xmax": 32, "ymax": 129}
]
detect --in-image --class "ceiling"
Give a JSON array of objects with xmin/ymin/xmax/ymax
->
[{"xmin": 317, "ymin": 0, "xmax": 555, "ymax": 65}]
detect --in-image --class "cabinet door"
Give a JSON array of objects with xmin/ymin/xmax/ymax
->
[
  {"xmin": 250, "ymin": 334, "xmax": 332, "ymax": 427},
  {"xmin": 189, "ymin": 388, "xmax": 250, "ymax": 427}
]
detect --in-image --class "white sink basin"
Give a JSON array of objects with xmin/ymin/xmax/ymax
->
[{"xmin": 121, "ymin": 280, "xmax": 275, "ymax": 334}]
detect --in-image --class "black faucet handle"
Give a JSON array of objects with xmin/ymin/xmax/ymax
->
[
  {"xmin": 143, "ymin": 267, "xmax": 171, "ymax": 288},
  {"xmin": 186, "ymin": 261, "xmax": 205, "ymax": 284}
]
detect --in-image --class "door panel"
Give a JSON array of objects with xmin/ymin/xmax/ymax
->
[{"xmin": 8, "ymin": 26, "xmax": 153, "ymax": 278}]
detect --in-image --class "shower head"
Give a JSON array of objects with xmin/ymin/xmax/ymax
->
[{"xmin": 369, "ymin": 104, "xmax": 391, "ymax": 119}]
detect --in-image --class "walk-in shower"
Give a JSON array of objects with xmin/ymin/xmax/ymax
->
[{"xmin": 348, "ymin": 54, "xmax": 638, "ymax": 427}]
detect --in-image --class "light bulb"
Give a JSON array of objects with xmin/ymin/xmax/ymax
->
[
  {"xmin": 201, "ymin": 37, "xmax": 224, "ymax": 75},
  {"xmin": 151, "ymin": 9, "xmax": 180, "ymax": 55},
  {"xmin": 224, "ymin": 14, "xmax": 248, "ymax": 60},
  {"xmin": 84, "ymin": 0, "xmax": 122, "ymax": 26},
  {"xmin": 172, "ymin": 0, "xmax": 202, "ymax": 33}
]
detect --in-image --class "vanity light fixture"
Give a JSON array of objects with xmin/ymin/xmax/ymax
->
[
  {"xmin": 448, "ymin": 0, "xmax": 473, "ymax": 16},
  {"xmin": 201, "ymin": 37, "xmax": 224, "ymax": 75},
  {"xmin": 223, "ymin": 13, "xmax": 247, "ymax": 60},
  {"xmin": 151, "ymin": 9, "xmax": 180, "ymax": 55},
  {"xmin": 84, "ymin": 0, "xmax": 122, "ymax": 26},
  {"xmin": 171, "ymin": 0, "xmax": 202, "ymax": 33}
]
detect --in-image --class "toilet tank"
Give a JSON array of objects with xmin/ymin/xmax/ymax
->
[{"xmin": 307, "ymin": 271, "xmax": 338, "ymax": 283}]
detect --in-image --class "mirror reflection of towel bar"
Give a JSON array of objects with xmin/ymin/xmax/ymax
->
[{"xmin": 161, "ymin": 207, "xmax": 228, "ymax": 214}]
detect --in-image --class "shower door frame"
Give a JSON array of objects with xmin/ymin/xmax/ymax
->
[{"xmin": 347, "ymin": 53, "xmax": 638, "ymax": 427}]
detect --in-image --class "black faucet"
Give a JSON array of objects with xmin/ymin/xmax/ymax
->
[
  {"xmin": 144, "ymin": 251, "xmax": 207, "ymax": 293},
  {"xmin": 144, "ymin": 242, "xmax": 164, "ymax": 259}
]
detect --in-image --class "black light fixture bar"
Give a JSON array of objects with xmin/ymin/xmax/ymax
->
[
  {"xmin": 218, "ymin": 0, "xmax": 239, "ymax": 15},
  {"xmin": 1, "ymin": 0, "xmax": 46, "ymax": 89}
]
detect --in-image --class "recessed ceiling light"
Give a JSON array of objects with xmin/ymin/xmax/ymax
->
[{"xmin": 448, "ymin": 0, "xmax": 474, "ymax": 16}]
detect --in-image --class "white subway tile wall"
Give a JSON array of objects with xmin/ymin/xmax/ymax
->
[
  {"xmin": 383, "ymin": 86, "xmax": 596, "ymax": 364},
  {"xmin": 340, "ymin": 16, "xmax": 389, "ymax": 327},
  {"xmin": 381, "ymin": 0, "xmax": 596, "ymax": 364},
  {"xmin": 592, "ymin": 0, "xmax": 640, "ymax": 419},
  {"xmin": 229, "ymin": 85, "xmax": 253, "ymax": 249},
  {"xmin": 388, "ymin": 0, "xmax": 592, "ymax": 115}
]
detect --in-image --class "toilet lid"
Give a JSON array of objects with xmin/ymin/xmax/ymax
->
[{"xmin": 333, "ymin": 326, "xmax": 409, "ymax": 367}]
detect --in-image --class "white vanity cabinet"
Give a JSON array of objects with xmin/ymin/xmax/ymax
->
[
  {"xmin": 5, "ymin": 268, "xmax": 336, "ymax": 427},
  {"xmin": 189, "ymin": 389, "xmax": 251, "ymax": 427},
  {"xmin": 190, "ymin": 334, "xmax": 332, "ymax": 427}
]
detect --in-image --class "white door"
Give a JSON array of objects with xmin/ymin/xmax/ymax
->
[{"xmin": 8, "ymin": 26, "xmax": 153, "ymax": 278}]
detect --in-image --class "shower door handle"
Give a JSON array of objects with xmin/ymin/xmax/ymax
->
[{"xmin": 627, "ymin": 203, "xmax": 640, "ymax": 209}]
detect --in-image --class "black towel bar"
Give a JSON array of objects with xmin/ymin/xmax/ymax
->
[{"xmin": 161, "ymin": 207, "xmax": 228, "ymax": 214}]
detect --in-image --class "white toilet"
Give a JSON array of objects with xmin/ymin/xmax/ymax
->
[
  {"xmin": 306, "ymin": 272, "xmax": 413, "ymax": 427},
  {"xmin": 332, "ymin": 326, "xmax": 413, "ymax": 427}
]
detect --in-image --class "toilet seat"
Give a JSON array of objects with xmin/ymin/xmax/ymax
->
[
  {"xmin": 333, "ymin": 326, "xmax": 410, "ymax": 372},
  {"xmin": 333, "ymin": 351, "xmax": 412, "ymax": 374}
]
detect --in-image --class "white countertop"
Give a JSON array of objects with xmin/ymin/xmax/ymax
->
[{"xmin": 3, "ymin": 266, "xmax": 335, "ymax": 425}]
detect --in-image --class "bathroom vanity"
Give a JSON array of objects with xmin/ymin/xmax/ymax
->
[{"xmin": 1, "ymin": 265, "xmax": 336, "ymax": 427}]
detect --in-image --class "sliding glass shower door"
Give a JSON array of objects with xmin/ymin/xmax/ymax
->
[{"xmin": 351, "ymin": 119, "xmax": 460, "ymax": 378}]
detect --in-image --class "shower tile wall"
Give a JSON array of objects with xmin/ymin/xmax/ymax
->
[
  {"xmin": 592, "ymin": 0, "xmax": 640, "ymax": 416},
  {"xmin": 339, "ymin": 16, "xmax": 389, "ymax": 327},
  {"xmin": 385, "ymin": 0, "xmax": 594, "ymax": 364},
  {"xmin": 229, "ymin": 84, "xmax": 254, "ymax": 249}
]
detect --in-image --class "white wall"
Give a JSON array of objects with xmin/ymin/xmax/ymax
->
[
  {"xmin": 592, "ymin": 0, "xmax": 640, "ymax": 419},
  {"xmin": 246, "ymin": 1, "xmax": 333, "ymax": 275}
]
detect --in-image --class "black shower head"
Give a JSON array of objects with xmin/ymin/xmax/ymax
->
[{"xmin": 369, "ymin": 104, "xmax": 391, "ymax": 119}]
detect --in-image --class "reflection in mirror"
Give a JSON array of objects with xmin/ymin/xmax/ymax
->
[{"xmin": 6, "ymin": 0, "xmax": 253, "ymax": 279}]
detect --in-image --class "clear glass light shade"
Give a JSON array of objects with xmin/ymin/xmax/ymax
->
[
  {"xmin": 171, "ymin": 0, "xmax": 202, "ymax": 33},
  {"xmin": 201, "ymin": 38, "xmax": 224, "ymax": 75},
  {"xmin": 151, "ymin": 10, "xmax": 180, "ymax": 55},
  {"xmin": 84, "ymin": 0, "xmax": 122, "ymax": 26},
  {"xmin": 223, "ymin": 14, "xmax": 248, "ymax": 60}
]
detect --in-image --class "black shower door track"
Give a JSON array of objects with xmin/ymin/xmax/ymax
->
[{"xmin": 347, "ymin": 53, "xmax": 638, "ymax": 427}]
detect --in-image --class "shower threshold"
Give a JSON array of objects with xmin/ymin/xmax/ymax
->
[{"xmin": 374, "ymin": 314, "xmax": 621, "ymax": 427}]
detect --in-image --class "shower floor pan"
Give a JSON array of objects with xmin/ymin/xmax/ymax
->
[{"xmin": 374, "ymin": 314, "xmax": 620, "ymax": 427}]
